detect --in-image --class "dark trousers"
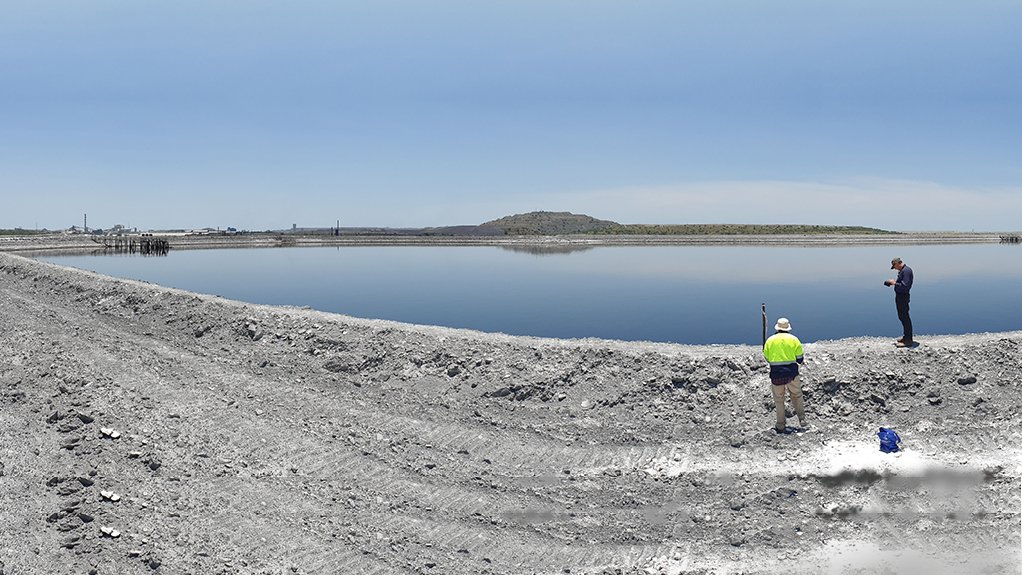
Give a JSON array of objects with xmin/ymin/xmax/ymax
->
[{"xmin": 895, "ymin": 292, "xmax": 912, "ymax": 341}]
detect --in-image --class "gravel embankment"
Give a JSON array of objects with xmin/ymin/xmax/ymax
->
[{"xmin": 0, "ymin": 252, "xmax": 1019, "ymax": 575}]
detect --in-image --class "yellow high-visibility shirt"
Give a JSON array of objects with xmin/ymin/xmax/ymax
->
[{"xmin": 763, "ymin": 332, "xmax": 803, "ymax": 382}]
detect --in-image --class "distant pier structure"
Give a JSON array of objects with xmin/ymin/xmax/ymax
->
[
  {"xmin": 1000, "ymin": 234, "xmax": 1021, "ymax": 244},
  {"xmin": 93, "ymin": 235, "xmax": 170, "ymax": 255}
]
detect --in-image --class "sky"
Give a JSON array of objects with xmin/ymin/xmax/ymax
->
[{"xmin": 2, "ymin": 1, "xmax": 1021, "ymax": 232}]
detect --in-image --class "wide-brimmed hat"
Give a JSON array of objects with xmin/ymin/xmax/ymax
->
[
  {"xmin": 774, "ymin": 318, "xmax": 792, "ymax": 332},
  {"xmin": 891, "ymin": 257, "xmax": 903, "ymax": 269}
]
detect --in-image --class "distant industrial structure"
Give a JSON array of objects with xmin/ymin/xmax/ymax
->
[{"xmin": 91, "ymin": 235, "xmax": 170, "ymax": 255}]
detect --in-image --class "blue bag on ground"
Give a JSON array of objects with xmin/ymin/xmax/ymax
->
[{"xmin": 878, "ymin": 427, "xmax": 901, "ymax": 453}]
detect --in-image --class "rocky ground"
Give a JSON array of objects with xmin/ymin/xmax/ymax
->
[{"xmin": 0, "ymin": 251, "xmax": 1019, "ymax": 575}]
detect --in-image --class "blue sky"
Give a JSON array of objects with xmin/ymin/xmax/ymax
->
[{"xmin": 2, "ymin": 1, "xmax": 1020, "ymax": 231}]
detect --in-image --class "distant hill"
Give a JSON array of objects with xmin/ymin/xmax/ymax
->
[
  {"xmin": 478, "ymin": 211, "xmax": 619, "ymax": 235},
  {"xmin": 288, "ymin": 212, "xmax": 897, "ymax": 237},
  {"xmin": 463, "ymin": 213, "xmax": 895, "ymax": 236}
]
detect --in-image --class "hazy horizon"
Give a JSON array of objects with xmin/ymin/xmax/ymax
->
[
  {"xmin": 3, "ymin": 2, "xmax": 1020, "ymax": 232},
  {"xmin": 8, "ymin": 211, "xmax": 1015, "ymax": 234}
]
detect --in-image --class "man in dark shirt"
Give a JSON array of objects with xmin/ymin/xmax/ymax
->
[{"xmin": 884, "ymin": 257, "xmax": 914, "ymax": 347}]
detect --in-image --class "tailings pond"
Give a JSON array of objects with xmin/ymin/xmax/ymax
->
[{"xmin": 39, "ymin": 243, "xmax": 1022, "ymax": 345}]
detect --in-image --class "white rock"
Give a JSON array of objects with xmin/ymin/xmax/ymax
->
[{"xmin": 100, "ymin": 428, "xmax": 121, "ymax": 439}]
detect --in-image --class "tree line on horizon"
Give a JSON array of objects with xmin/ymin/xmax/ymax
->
[{"xmin": 590, "ymin": 223, "xmax": 896, "ymax": 235}]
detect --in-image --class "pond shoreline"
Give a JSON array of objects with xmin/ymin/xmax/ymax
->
[{"xmin": 19, "ymin": 232, "xmax": 1022, "ymax": 344}]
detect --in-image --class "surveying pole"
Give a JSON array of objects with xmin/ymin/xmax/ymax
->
[{"xmin": 761, "ymin": 303, "xmax": 767, "ymax": 348}]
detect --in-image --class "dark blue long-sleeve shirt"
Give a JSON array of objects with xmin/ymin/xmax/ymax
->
[{"xmin": 895, "ymin": 265, "xmax": 913, "ymax": 294}]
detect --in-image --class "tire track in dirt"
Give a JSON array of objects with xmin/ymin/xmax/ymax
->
[{"xmin": 230, "ymin": 418, "xmax": 671, "ymax": 570}]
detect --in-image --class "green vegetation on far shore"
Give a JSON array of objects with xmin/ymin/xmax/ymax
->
[
  {"xmin": 588, "ymin": 224, "xmax": 898, "ymax": 236},
  {"xmin": 0, "ymin": 229, "xmax": 49, "ymax": 236}
]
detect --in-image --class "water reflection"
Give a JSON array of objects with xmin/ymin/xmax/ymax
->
[{"xmin": 497, "ymin": 245, "xmax": 596, "ymax": 256}]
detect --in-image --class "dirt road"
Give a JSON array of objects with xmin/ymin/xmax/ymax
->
[{"xmin": 0, "ymin": 252, "xmax": 1019, "ymax": 574}]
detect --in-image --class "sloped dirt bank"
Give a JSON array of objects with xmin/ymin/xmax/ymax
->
[{"xmin": 0, "ymin": 252, "xmax": 1019, "ymax": 575}]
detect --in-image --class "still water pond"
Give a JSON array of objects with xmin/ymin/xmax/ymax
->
[{"xmin": 40, "ymin": 244, "xmax": 1021, "ymax": 345}]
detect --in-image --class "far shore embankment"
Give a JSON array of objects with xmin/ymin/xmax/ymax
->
[{"xmin": 0, "ymin": 230, "xmax": 1014, "ymax": 254}]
